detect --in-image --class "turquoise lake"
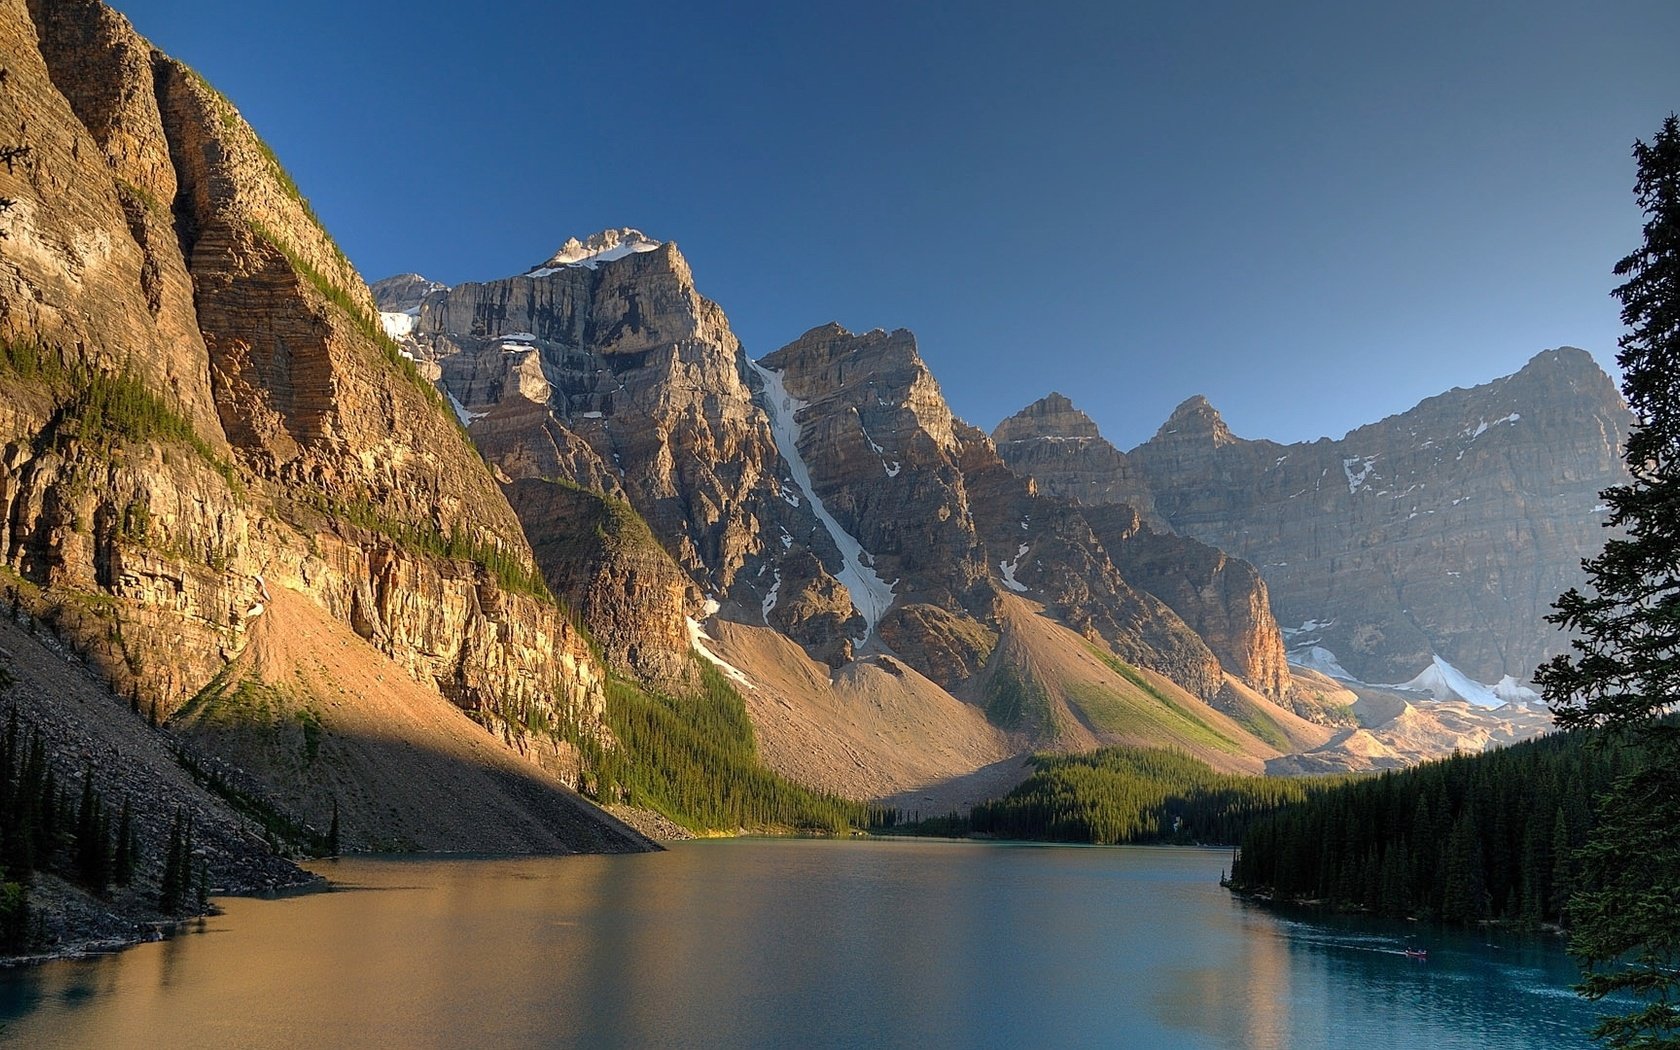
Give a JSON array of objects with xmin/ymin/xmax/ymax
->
[{"xmin": 0, "ymin": 838, "xmax": 1601, "ymax": 1048}]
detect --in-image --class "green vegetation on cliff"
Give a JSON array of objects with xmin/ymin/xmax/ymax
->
[
  {"xmin": 317, "ymin": 495, "xmax": 553, "ymax": 601},
  {"xmin": 246, "ymin": 221, "xmax": 452, "ymax": 416},
  {"xmin": 0, "ymin": 338, "xmax": 240, "ymax": 492},
  {"xmin": 65, "ymin": 370, "xmax": 237, "ymax": 486},
  {"xmin": 0, "ymin": 337, "xmax": 65, "ymax": 383}
]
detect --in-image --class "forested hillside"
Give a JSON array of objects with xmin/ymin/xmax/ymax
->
[
  {"xmin": 1227, "ymin": 729, "xmax": 1638, "ymax": 925},
  {"xmin": 889, "ymin": 747, "xmax": 1346, "ymax": 845}
]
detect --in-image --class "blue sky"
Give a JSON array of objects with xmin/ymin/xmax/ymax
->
[{"xmin": 112, "ymin": 1, "xmax": 1680, "ymax": 447}]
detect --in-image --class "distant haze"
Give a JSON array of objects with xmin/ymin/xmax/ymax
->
[{"xmin": 112, "ymin": 0, "xmax": 1678, "ymax": 445}]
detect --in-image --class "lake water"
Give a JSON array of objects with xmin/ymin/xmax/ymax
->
[{"xmin": 0, "ymin": 839, "xmax": 1601, "ymax": 1048}]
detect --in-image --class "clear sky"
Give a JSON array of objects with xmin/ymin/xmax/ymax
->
[{"xmin": 109, "ymin": 1, "xmax": 1680, "ymax": 448}]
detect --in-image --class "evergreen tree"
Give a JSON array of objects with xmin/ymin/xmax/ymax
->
[
  {"xmin": 158, "ymin": 808, "xmax": 184, "ymax": 913},
  {"xmin": 72, "ymin": 764, "xmax": 110, "ymax": 892},
  {"xmin": 1552, "ymin": 809, "xmax": 1576, "ymax": 922},
  {"xmin": 1227, "ymin": 728, "xmax": 1628, "ymax": 926},
  {"xmin": 1441, "ymin": 807, "xmax": 1488, "ymax": 924},
  {"xmin": 113, "ymin": 797, "xmax": 134, "ymax": 886},
  {"xmin": 1535, "ymin": 113, "xmax": 1680, "ymax": 1049}
]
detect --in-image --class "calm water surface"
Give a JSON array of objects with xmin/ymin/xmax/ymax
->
[{"xmin": 0, "ymin": 839, "xmax": 1599, "ymax": 1048}]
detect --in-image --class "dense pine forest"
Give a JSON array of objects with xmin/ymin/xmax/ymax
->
[
  {"xmin": 1227, "ymin": 728, "xmax": 1639, "ymax": 926},
  {"xmin": 887, "ymin": 747, "xmax": 1347, "ymax": 845},
  {"xmin": 564, "ymin": 662, "xmax": 879, "ymax": 834}
]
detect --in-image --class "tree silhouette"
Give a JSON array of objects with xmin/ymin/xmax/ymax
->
[{"xmin": 1536, "ymin": 113, "xmax": 1680, "ymax": 1049}]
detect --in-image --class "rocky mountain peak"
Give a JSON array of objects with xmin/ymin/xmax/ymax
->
[
  {"xmin": 0, "ymin": 0, "xmax": 635, "ymax": 855},
  {"xmin": 1511, "ymin": 346, "xmax": 1622, "ymax": 401},
  {"xmin": 1157, "ymin": 395, "xmax": 1237, "ymax": 446},
  {"xmin": 763, "ymin": 324, "xmax": 957, "ymax": 450},
  {"xmin": 1129, "ymin": 350, "xmax": 1633, "ymax": 687},
  {"xmin": 992, "ymin": 393, "xmax": 1101, "ymax": 443},
  {"xmin": 1525, "ymin": 344, "xmax": 1605, "ymax": 376},
  {"xmin": 529, "ymin": 228, "xmax": 662, "ymax": 273},
  {"xmin": 370, "ymin": 273, "xmax": 447, "ymax": 314},
  {"xmin": 991, "ymin": 395, "xmax": 1163, "ymax": 524}
]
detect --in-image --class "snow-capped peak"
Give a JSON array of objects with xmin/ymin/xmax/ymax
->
[{"xmin": 527, "ymin": 228, "xmax": 662, "ymax": 276}]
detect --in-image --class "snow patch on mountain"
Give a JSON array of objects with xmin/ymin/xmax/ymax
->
[
  {"xmin": 446, "ymin": 391, "xmax": 483, "ymax": 428},
  {"xmin": 999, "ymin": 543, "xmax": 1030, "ymax": 593},
  {"xmin": 749, "ymin": 359, "xmax": 896, "ymax": 641},
  {"xmin": 527, "ymin": 229, "xmax": 662, "ymax": 276},
  {"xmin": 687, "ymin": 615, "xmax": 755, "ymax": 690},
  {"xmin": 857, "ymin": 417, "xmax": 901, "ymax": 477},
  {"xmin": 1493, "ymin": 674, "xmax": 1542, "ymax": 705},
  {"xmin": 380, "ymin": 310, "xmax": 417, "ymax": 340},
  {"xmin": 1288, "ymin": 645, "xmax": 1356, "ymax": 681},
  {"xmin": 1281, "ymin": 618, "xmax": 1335, "ymax": 639},
  {"xmin": 1464, "ymin": 412, "xmax": 1522, "ymax": 440},
  {"xmin": 1342, "ymin": 455, "xmax": 1378, "ymax": 494},
  {"xmin": 1390, "ymin": 654, "xmax": 1504, "ymax": 709}
]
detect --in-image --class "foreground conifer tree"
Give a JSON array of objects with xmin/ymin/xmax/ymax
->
[{"xmin": 1537, "ymin": 113, "xmax": 1680, "ymax": 1049}]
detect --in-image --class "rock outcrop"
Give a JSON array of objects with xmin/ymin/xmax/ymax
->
[
  {"xmin": 757, "ymin": 325, "xmax": 989, "ymax": 617},
  {"xmin": 382, "ymin": 234, "xmax": 878, "ymax": 671},
  {"xmin": 505, "ymin": 478, "xmax": 695, "ymax": 689},
  {"xmin": 756, "ymin": 324, "xmax": 1231, "ymax": 703},
  {"xmin": 1082, "ymin": 504, "xmax": 1291, "ymax": 702},
  {"xmin": 955, "ymin": 422, "xmax": 1225, "ymax": 700}
]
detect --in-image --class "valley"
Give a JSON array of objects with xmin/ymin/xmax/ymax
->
[{"xmin": 0, "ymin": 0, "xmax": 1629, "ymax": 969}]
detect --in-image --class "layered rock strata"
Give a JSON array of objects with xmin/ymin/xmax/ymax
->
[
  {"xmin": 0, "ymin": 0, "xmax": 625, "ymax": 850},
  {"xmin": 1127, "ymin": 348, "xmax": 1631, "ymax": 684}
]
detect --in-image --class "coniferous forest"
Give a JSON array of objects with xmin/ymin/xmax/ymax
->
[
  {"xmin": 1226, "ymin": 728, "xmax": 1640, "ymax": 926},
  {"xmin": 889, "ymin": 747, "xmax": 1347, "ymax": 846},
  {"xmin": 563, "ymin": 661, "xmax": 882, "ymax": 834}
]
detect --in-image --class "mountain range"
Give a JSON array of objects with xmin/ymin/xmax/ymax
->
[
  {"xmin": 0, "ymin": 0, "xmax": 1629, "ymax": 950},
  {"xmin": 374, "ymin": 224, "xmax": 1621, "ymax": 796}
]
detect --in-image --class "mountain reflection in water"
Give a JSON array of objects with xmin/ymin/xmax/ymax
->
[{"xmin": 0, "ymin": 839, "xmax": 1594, "ymax": 1049}]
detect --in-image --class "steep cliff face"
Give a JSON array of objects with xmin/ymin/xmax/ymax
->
[
  {"xmin": 1127, "ymin": 347, "xmax": 1631, "ymax": 685},
  {"xmin": 505, "ymin": 478, "xmax": 694, "ymax": 688},
  {"xmin": 12, "ymin": 0, "xmax": 225, "ymax": 442},
  {"xmin": 382, "ymin": 236, "xmax": 878, "ymax": 671},
  {"xmin": 748, "ymin": 326, "xmax": 1246, "ymax": 706},
  {"xmin": 1082, "ymin": 504, "xmax": 1291, "ymax": 701},
  {"xmin": 953, "ymin": 423, "xmax": 1225, "ymax": 700},
  {"xmin": 757, "ymin": 325, "xmax": 989, "ymax": 617},
  {"xmin": 0, "ymin": 0, "xmax": 631, "ymax": 851},
  {"xmin": 400, "ymin": 235, "xmax": 780, "ymax": 585}
]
